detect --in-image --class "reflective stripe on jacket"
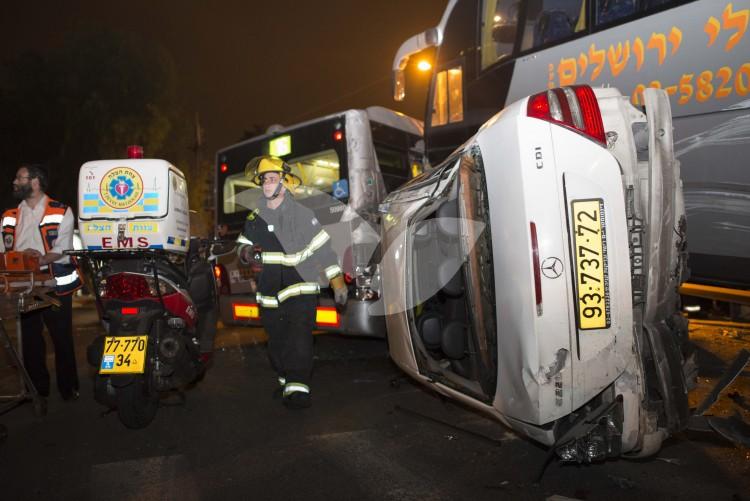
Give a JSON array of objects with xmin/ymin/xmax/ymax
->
[
  {"xmin": 2, "ymin": 198, "xmax": 82, "ymax": 295},
  {"xmin": 237, "ymin": 196, "xmax": 341, "ymax": 308}
]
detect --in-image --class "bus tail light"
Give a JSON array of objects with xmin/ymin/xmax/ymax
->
[
  {"xmin": 214, "ymin": 264, "xmax": 231, "ymax": 294},
  {"xmin": 316, "ymin": 307, "xmax": 340, "ymax": 327},
  {"xmin": 527, "ymin": 85, "xmax": 605, "ymax": 146},
  {"xmin": 233, "ymin": 303, "xmax": 260, "ymax": 320}
]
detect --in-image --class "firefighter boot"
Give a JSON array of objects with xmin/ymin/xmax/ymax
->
[{"xmin": 283, "ymin": 391, "xmax": 311, "ymax": 409}]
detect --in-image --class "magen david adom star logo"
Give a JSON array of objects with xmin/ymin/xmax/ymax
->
[{"xmin": 100, "ymin": 167, "xmax": 144, "ymax": 209}]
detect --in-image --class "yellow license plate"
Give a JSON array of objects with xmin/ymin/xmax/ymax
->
[
  {"xmin": 571, "ymin": 199, "xmax": 610, "ymax": 330},
  {"xmin": 100, "ymin": 336, "xmax": 148, "ymax": 374}
]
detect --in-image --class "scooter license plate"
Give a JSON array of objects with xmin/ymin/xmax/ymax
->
[{"xmin": 100, "ymin": 336, "xmax": 148, "ymax": 374}]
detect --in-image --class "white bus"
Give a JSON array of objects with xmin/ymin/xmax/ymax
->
[
  {"xmin": 393, "ymin": 0, "xmax": 750, "ymax": 288},
  {"xmin": 213, "ymin": 107, "xmax": 423, "ymax": 336}
]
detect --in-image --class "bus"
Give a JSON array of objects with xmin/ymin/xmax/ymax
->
[
  {"xmin": 392, "ymin": 0, "xmax": 750, "ymax": 288},
  {"xmin": 213, "ymin": 107, "xmax": 423, "ymax": 336}
]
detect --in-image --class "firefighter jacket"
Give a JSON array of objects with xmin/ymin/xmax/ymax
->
[
  {"xmin": 236, "ymin": 196, "xmax": 342, "ymax": 308},
  {"xmin": 2, "ymin": 197, "xmax": 82, "ymax": 295}
]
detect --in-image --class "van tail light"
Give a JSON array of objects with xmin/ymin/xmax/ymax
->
[
  {"xmin": 530, "ymin": 222, "xmax": 542, "ymax": 316},
  {"xmin": 353, "ymin": 265, "xmax": 379, "ymax": 301},
  {"xmin": 121, "ymin": 307, "xmax": 139, "ymax": 315},
  {"xmin": 527, "ymin": 85, "xmax": 605, "ymax": 146},
  {"xmin": 214, "ymin": 264, "xmax": 231, "ymax": 294}
]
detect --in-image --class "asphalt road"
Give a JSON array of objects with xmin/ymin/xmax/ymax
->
[{"xmin": 0, "ymin": 299, "xmax": 748, "ymax": 500}]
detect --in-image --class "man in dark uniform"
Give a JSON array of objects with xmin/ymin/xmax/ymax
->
[{"xmin": 236, "ymin": 156, "xmax": 347, "ymax": 409}]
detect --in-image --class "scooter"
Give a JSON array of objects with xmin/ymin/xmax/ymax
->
[{"xmin": 70, "ymin": 239, "xmax": 217, "ymax": 428}]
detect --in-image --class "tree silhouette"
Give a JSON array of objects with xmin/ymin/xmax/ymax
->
[{"xmin": 0, "ymin": 29, "xmax": 193, "ymax": 219}]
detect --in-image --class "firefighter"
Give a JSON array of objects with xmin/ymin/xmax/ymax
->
[{"xmin": 236, "ymin": 156, "xmax": 347, "ymax": 409}]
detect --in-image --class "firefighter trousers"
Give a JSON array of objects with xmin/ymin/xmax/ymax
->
[{"xmin": 261, "ymin": 294, "xmax": 317, "ymax": 388}]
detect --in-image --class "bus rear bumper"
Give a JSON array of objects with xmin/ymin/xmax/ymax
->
[{"xmin": 219, "ymin": 294, "xmax": 386, "ymax": 338}]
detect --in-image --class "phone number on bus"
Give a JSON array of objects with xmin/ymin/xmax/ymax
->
[{"xmin": 632, "ymin": 61, "xmax": 750, "ymax": 106}]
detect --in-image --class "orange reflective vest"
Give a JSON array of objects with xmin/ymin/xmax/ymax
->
[{"xmin": 2, "ymin": 198, "xmax": 82, "ymax": 295}]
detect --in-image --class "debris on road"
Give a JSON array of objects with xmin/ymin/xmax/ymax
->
[
  {"xmin": 707, "ymin": 413, "xmax": 750, "ymax": 448},
  {"xmin": 607, "ymin": 474, "xmax": 636, "ymax": 489}
]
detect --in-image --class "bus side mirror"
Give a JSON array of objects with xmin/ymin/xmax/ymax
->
[{"xmin": 392, "ymin": 28, "xmax": 440, "ymax": 102}]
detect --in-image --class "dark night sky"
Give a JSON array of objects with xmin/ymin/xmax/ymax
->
[{"xmin": 1, "ymin": 0, "xmax": 446, "ymax": 158}]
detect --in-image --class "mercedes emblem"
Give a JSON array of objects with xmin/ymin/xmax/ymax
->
[{"xmin": 541, "ymin": 257, "xmax": 564, "ymax": 279}]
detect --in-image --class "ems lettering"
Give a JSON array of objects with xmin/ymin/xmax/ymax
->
[
  {"xmin": 117, "ymin": 237, "xmax": 133, "ymax": 248},
  {"xmin": 112, "ymin": 236, "xmax": 150, "ymax": 248}
]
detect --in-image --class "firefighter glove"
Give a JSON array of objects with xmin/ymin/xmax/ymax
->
[
  {"xmin": 330, "ymin": 274, "xmax": 347, "ymax": 306},
  {"xmin": 250, "ymin": 245, "xmax": 263, "ymax": 274},
  {"xmin": 239, "ymin": 246, "xmax": 252, "ymax": 264}
]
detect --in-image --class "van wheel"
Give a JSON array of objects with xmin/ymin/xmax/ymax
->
[{"xmin": 116, "ymin": 376, "xmax": 158, "ymax": 429}]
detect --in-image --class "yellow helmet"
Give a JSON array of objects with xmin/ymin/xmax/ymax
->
[{"xmin": 245, "ymin": 155, "xmax": 301, "ymax": 189}]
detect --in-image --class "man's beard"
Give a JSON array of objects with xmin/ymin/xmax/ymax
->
[{"xmin": 12, "ymin": 184, "xmax": 31, "ymax": 200}]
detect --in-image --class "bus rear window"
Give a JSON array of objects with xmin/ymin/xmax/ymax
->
[
  {"xmin": 222, "ymin": 149, "xmax": 341, "ymax": 214},
  {"xmin": 223, "ymin": 173, "xmax": 257, "ymax": 214},
  {"xmin": 288, "ymin": 149, "xmax": 341, "ymax": 196}
]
